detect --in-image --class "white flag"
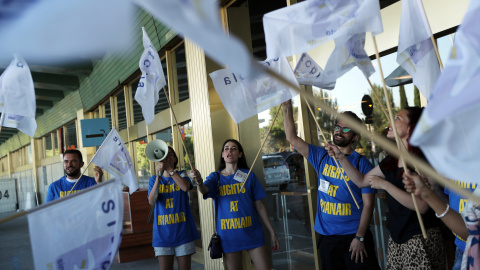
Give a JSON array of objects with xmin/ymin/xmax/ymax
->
[
  {"xmin": 27, "ymin": 179, "xmax": 123, "ymax": 270},
  {"xmin": 396, "ymin": 0, "xmax": 440, "ymax": 99},
  {"xmin": 91, "ymin": 128, "xmax": 138, "ymax": 194},
  {"xmin": 0, "ymin": 0, "xmax": 133, "ymax": 62},
  {"xmin": 294, "ymin": 53, "xmax": 331, "ymax": 88},
  {"xmin": 323, "ymin": 33, "xmax": 376, "ymax": 89},
  {"xmin": 134, "ymin": 27, "xmax": 166, "ymax": 125},
  {"xmin": 410, "ymin": 0, "xmax": 480, "ymax": 182},
  {"xmin": 134, "ymin": 0, "xmax": 258, "ymax": 76},
  {"xmin": 263, "ymin": 0, "xmax": 383, "ymax": 59},
  {"xmin": 210, "ymin": 58, "xmax": 299, "ymax": 123},
  {"xmin": 0, "ymin": 55, "xmax": 37, "ymax": 137}
]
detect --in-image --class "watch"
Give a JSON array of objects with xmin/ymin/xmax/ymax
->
[
  {"xmin": 355, "ymin": 236, "xmax": 364, "ymax": 242},
  {"xmin": 169, "ymin": 170, "xmax": 176, "ymax": 176}
]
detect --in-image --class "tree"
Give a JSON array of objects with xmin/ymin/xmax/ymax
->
[
  {"xmin": 399, "ymin": 85, "xmax": 409, "ymax": 109},
  {"xmin": 260, "ymin": 105, "xmax": 291, "ymax": 154},
  {"xmin": 414, "ymin": 85, "xmax": 421, "ymax": 107}
]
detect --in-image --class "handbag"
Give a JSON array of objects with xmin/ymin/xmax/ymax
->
[{"xmin": 208, "ymin": 172, "xmax": 223, "ymax": 259}]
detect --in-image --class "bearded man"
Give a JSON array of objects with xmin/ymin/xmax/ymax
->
[
  {"xmin": 46, "ymin": 149, "xmax": 103, "ymax": 202},
  {"xmin": 283, "ymin": 100, "xmax": 379, "ymax": 270}
]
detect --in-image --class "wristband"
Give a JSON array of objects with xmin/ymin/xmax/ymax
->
[{"xmin": 435, "ymin": 204, "xmax": 450, "ymax": 218}]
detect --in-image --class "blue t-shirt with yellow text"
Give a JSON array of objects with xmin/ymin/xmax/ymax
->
[
  {"xmin": 308, "ymin": 144, "xmax": 374, "ymax": 235},
  {"xmin": 148, "ymin": 170, "xmax": 200, "ymax": 247},
  {"xmin": 445, "ymin": 180, "xmax": 476, "ymax": 251},
  {"xmin": 46, "ymin": 175, "xmax": 97, "ymax": 202},
  {"xmin": 203, "ymin": 169, "xmax": 266, "ymax": 253}
]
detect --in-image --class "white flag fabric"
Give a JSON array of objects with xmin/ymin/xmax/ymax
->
[
  {"xmin": 294, "ymin": 53, "xmax": 330, "ymax": 88},
  {"xmin": 91, "ymin": 128, "xmax": 139, "ymax": 194},
  {"xmin": 210, "ymin": 58, "xmax": 299, "ymax": 123},
  {"xmin": 396, "ymin": 0, "xmax": 440, "ymax": 99},
  {"xmin": 410, "ymin": 0, "xmax": 480, "ymax": 182},
  {"xmin": 263, "ymin": 0, "xmax": 383, "ymax": 59},
  {"xmin": 134, "ymin": 27, "xmax": 167, "ymax": 125},
  {"xmin": 134, "ymin": 0, "xmax": 258, "ymax": 76},
  {"xmin": 0, "ymin": 55, "xmax": 37, "ymax": 137},
  {"xmin": 0, "ymin": 0, "xmax": 133, "ymax": 62},
  {"xmin": 27, "ymin": 179, "xmax": 123, "ymax": 270},
  {"xmin": 320, "ymin": 33, "xmax": 376, "ymax": 89}
]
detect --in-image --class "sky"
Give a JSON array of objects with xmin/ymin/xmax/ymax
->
[{"xmin": 259, "ymin": 35, "xmax": 454, "ymax": 127}]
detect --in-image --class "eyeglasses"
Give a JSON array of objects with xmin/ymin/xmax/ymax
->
[{"xmin": 334, "ymin": 125, "xmax": 352, "ymax": 133}]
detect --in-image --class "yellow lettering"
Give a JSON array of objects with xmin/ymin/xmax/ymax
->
[
  {"xmin": 329, "ymin": 166, "xmax": 336, "ymax": 178},
  {"xmin": 345, "ymin": 203, "xmax": 351, "ymax": 215},
  {"xmin": 230, "ymin": 201, "xmax": 238, "ymax": 212},
  {"xmin": 166, "ymin": 198, "xmax": 173, "ymax": 208},
  {"xmin": 459, "ymin": 199, "xmax": 468, "ymax": 213},
  {"xmin": 322, "ymin": 165, "xmax": 329, "ymax": 176}
]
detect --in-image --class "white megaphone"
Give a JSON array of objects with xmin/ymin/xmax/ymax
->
[{"xmin": 145, "ymin": 139, "xmax": 169, "ymax": 162}]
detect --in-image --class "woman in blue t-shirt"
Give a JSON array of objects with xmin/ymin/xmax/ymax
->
[
  {"xmin": 147, "ymin": 147, "xmax": 200, "ymax": 270},
  {"xmin": 192, "ymin": 139, "xmax": 280, "ymax": 270}
]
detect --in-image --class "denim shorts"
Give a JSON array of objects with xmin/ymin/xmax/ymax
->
[{"xmin": 154, "ymin": 241, "xmax": 196, "ymax": 257}]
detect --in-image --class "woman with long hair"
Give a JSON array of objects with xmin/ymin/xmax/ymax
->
[
  {"xmin": 326, "ymin": 107, "xmax": 446, "ymax": 269},
  {"xmin": 191, "ymin": 139, "xmax": 280, "ymax": 270},
  {"xmin": 147, "ymin": 147, "xmax": 200, "ymax": 270}
]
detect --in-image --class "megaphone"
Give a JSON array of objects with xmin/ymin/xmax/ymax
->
[{"xmin": 145, "ymin": 139, "xmax": 169, "ymax": 162}]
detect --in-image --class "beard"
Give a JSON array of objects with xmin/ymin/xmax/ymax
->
[
  {"xmin": 65, "ymin": 167, "xmax": 81, "ymax": 178},
  {"xmin": 333, "ymin": 134, "xmax": 355, "ymax": 147}
]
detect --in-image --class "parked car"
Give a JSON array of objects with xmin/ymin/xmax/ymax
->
[{"xmin": 262, "ymin": 155, "xmax": 290, "ymax": 190}]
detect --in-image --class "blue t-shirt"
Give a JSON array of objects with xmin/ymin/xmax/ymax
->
[
  {"xmin": 46, "ymin": 175, "xmax": 97, "ymax": 202},
  {"xmin": 445, "ymin": 180, "xmax": 477, "ymax": 251},
  {"xmin": 203, "ymin": 169, "xmax": 267, "ymax": 253},
  {"xmin": 308, "ymin": 144, "xmax": 374, "ymax": 235},
  {"xmin": 148, "ymin": 170, "xmax": 200, "ymax": 247}
]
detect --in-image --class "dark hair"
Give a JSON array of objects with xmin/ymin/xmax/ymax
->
[
  {"xmin": 218, "ymin": 139, "xmax": 249, "ymax": 171},
  {"xmin": 167, "ymin": 146, "xmax": 179, "ymax": 168},
  {"xmin": 381, "ymin": 106, "xmax": 425, "ymax": 173},
  {"xmin": 64, "ymin": 149, "xmax": 83, "ymax": 162},
  {"xmin": 336, "ymin": 111, "xmax": 363, "ymax": 135}
]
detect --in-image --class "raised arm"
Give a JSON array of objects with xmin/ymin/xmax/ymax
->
[
  {"xmin": 283, "ymin": 100, "xmax": 309, "ymax": 158},
  {"xmin": 403, "ymin": 171, "xmax": 468, "ymax": 240},
  {"xmin": 148, "ymin": 174, "xmax": 161, "ymax": 205},
  {"xmin": 366, "ymin": 166, "xmax": 429, "ymax": 213}
]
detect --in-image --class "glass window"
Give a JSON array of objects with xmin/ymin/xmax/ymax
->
[
  {"xmin": 105, "ymin": 100, "xmax": 112, "ymax": 128},
  {"xmin": 116, "ymin": 91, "xmax": 128, "ymax": 130},
  {"xmin": 180, "ymin": 121, "xmax": 194, "ymax": 171},
  {"xmin": 132, "ymin": 77, "xmax": 144, "ymax": 125},
  {"xmin": 176, "ymin": 44, "xmax": 189, "ymax": 102},
  {"xmin": 135, "ymin": 137, "xmax": 151, "ymax": 189},
  {"xmin": 53, "ymin": 130, "xmax": 59, "ymax": 156},
  {"xmin": 27, "ymin": 144, "xmax": 32, "ymax": 164},
  {"xmin": 65, "ymin": 121, "xmax": 77, "ymax": 150},
  {"xmin": 154, "ymin": 128, "xmax": 173, "ymax": 147},
  {"xmin": 154, "ymin": 56, "xmax": 169, "ymax": 114},
  {"xmin": 45, "ymin": 133, "xmax": 53, "ymax": 158}
]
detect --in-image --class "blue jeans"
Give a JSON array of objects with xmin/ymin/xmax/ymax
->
[{"xmin": 452, "ymin": 247, "xmax": 464, "ymax": 270}]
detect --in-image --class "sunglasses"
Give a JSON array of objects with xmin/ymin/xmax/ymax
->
[{"xmin": 334, "ymin": 125, "xmax": 352, "ymax": 133}]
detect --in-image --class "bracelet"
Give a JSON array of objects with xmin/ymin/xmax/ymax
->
[{"xmin": 435, "ymin": 204, "xmax": 450, "ymax": 218}]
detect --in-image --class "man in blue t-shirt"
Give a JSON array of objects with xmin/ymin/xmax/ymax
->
[
  {"xmin": 283, "ymin": 100, "xmax": 379, "ymax": 270},
  {"xmin": 46, "ymin": 149, "xmax": 103, "ymax": 202}
]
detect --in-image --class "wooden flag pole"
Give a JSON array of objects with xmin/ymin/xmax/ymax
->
[
  {"xmin": 162, "ymin": 86, "xmax": 194, "ymax": 170},
  {"xmin": 303, "ymin": 97, "xmax": 360, "ymax": 209},
  {"xmin": 372, "ymin": 36, "xmax": 427, "ymax": 239},
  {"xmin": 416, "ymin": 1, "xmax": 444, "ymax": 70},
  {"xmin": 240, "ymin": 105, "xmax": 283, "ymax": 192},
  {"xmin": 366, "ymin": 78, "xmax": 389, "ymax": 121}
]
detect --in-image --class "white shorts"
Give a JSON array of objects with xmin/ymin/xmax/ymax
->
[{"xmin": 154, "ymin": 241, "xmax": 196, "ymax": 257}]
